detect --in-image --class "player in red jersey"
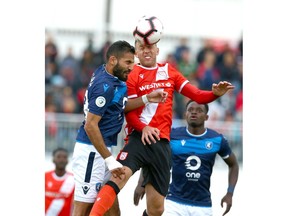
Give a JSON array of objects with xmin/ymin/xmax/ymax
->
[
  {"xmin": 89, "ymin": 40, "xmax": 234, "ymax": 216},
  {"xmin": 45, "ymin": 147, "xmax": 75, "ymax": 216}
]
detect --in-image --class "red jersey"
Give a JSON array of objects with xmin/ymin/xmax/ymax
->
[
  {"xmin": 45, "ymin": 170, "xmax": 75, "ymax": 216},
  {"xmin": 125, "ymin": 63, "xmax": 188, "ymax": 140}
]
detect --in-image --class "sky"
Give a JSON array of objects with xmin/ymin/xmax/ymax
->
[{"xmin": 1, "ymin": 0, "xmax": 288, "ymax": 215}]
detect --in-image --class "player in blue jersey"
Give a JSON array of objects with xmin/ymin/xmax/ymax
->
[
  {"xmin": 71, "ymin": 40, "xmax": 168, "ymax": 216},
  {"xmin": 134, "ymin": 100, "xmax": 239, "ymax": 216}
]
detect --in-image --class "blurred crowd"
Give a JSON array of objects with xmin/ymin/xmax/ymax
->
[{"xmin": 45, "ymin": 35, "xmax": 243, "ymax": 122}]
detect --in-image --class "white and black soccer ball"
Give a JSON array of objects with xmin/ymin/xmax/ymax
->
[{"xmin": 133, "ymin": 15, "xmax": 164, "ymax": 45}]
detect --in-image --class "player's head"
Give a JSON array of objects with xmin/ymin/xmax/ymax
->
[
  {"xmin": 106, "ymin": 40, "xmax": 135, "ymax": 81},
  {"xmin": 135, "ymin": 39, "xmax": 159, "ymax": 68},
  {"xmin": 52, "ymin": 147, "xmax": 69, "ymax": 171},
  {"xmin": 185, "ymin": 100, "xmax": 209, "ymax": 128}
]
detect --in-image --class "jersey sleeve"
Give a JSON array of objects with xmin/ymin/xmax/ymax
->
[
  {"xmin": 125, "ymin": 110, "xmax": 147, "ymax": 132},
  {"xmin": 171, "ymin": 64, "xmax": 218, "ymax": 103},
  {"xmin": 218, "ymin": 135, "xmax": 232, "ymax": 159},
  {"xmin": 180, "ymin": 83, "xmax": 219, "ymax": 103}
]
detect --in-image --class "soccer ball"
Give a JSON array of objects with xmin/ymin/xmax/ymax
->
[{"xmin": 133, "ymin": 15, "xmax": 164, "ymax": 45}]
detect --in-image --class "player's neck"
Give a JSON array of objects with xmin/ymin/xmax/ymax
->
[
  {"xmin": 188, "ymin": 127, "xmax": 206, "ymax": 135},
  {"xmin": 55, "ymin": 169, "xmax": 66, "ymax": 177},
  {"xmin": 105, "ymin": 64, "xmax": 114, "ymax": 76}
]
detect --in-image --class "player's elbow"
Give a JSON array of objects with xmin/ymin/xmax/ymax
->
[{"xmin": 84, "ymin": 121, "xmax": 95, "ymax": 133}]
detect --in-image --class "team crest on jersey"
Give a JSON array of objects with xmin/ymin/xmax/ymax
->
[
  {"xmin": 95, "ymin": 182, "xmax": 102, "ymax": 192},
  {"xmin": 119, "ymin": 152, "xmax": 128, "ymax": 160},
  {"xmin": 95, "ymin": 96, "xmax": 106, "ymax": 107},
  {"xmin": 157, "ymin": 70, "xmax": 168, "ymax": 80},
  {"xmin": 205, "ymin": 141, "xmax": 213, "ymax": 150},
  {"xmin": 139, "ymin": 74, "xmax": 144, "ymax": 79}
]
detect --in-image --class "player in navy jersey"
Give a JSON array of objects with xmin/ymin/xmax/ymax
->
[
  {"xmin": 134, "ymin": 100, "xmax": 239, "ymax": 216},
  {"xmin": 71, "ymin": 40, "xmax": 168, "ymax": 216}
]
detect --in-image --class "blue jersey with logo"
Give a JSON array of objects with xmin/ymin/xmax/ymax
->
[
  {"xmin": 76, "ymin": 65, "xmax": 128, "ymax": 147},
  {"xmin": 166, "ymin": 126, "xmax": 232, "ymax": 207}
]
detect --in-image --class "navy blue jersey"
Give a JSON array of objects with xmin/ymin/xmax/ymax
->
[
  {"xmin": 76, "ymin": 65, "xmax": 128, "ymax": 147},
  {"xmin": 166, "ymin": 126, "xmax": 232, "ymax": 207}
]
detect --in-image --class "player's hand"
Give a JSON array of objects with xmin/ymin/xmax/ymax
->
[
  {"xmin": 141, "ymin": 126, "xmax": 160, "ymax": 145},
  {"xmin": 147, "ymin": 89, "xmax": 168, "ymax": 103},
  {"xmin": 212, "ymin": 81, "xmax": 235, "ymax": 96},
  {"xmin": 220, "ymin": 193, "xmax": 233, "ymax": 216},
  {"xmin": 110, "ymin": 167, "xmax": 125, "ymax": 180},
  {"xmin": 133, "ymin": 184, "xmax": 145, "ymax": 206}
]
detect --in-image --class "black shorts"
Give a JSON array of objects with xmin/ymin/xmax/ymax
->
[{"xmin": 117, "ymin": 130, "xmax": 171, "ymax": 196}]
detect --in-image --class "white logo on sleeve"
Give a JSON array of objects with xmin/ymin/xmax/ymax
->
[{"xmin": 95, "ymin": 96, "xmax": 106, "ymax": 107}]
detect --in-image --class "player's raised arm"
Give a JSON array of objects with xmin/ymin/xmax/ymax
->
[{"xmin": 124, "ymin": 90, "xmax": 168, "ymax": 113}]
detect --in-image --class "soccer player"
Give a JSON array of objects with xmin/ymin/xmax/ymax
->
[
  {"xmin": 134, "ymin": 100, "xmax": 239, "ymax": 216},
  {"xmin": 89, "ymin": 40, "xmax": 235, "ymax": 216},
  {"xmin": 71, "ymin": 40, "xmax": 168, "ymax": 216},
  {"xmin": 45, "ymin": 147, "xmax": 75, "ymax": 216}
]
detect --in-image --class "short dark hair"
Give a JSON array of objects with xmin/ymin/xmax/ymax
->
[
  {"xmin": 106, "ymin": 40, "xmax": 135, "ymax": 61},
  {"xmin": 52, "ymin": 147, "xmax": 68, "ymax": 157},
  {"xmin": 186, "ymin": 100, "xmax": 209, "ymax": 114}
]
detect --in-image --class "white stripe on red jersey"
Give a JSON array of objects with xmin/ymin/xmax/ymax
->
[{"xmin": 126, "ymin": 63, "xmax": 188, "ymax": 140}]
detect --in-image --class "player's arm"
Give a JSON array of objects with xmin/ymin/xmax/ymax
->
[
  {"xmin": 125, "ymin": 110, "xmax": 160, "ymax": 145},
  {"xmin": 133, "ymin": 169, "xmax": 145, "ymax": 206},
  {"xmin": 124, "ymin": 90, "xmax": 168, "ymax": 113},
  {"xmin": 221, "ymin": 152, "xmax": 239, "ymax": 216},
  {"xmin": 84, "ymin": 112, "xmax": 124, "ymax": 179},
  {"xmin": 180, "ymin": 81, "xmax": 235, "ymax": 104}
]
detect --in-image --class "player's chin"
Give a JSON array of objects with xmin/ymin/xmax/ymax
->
[{"xmin": 121, "ymin": 74, "xmax": 129, "ymax": 81}]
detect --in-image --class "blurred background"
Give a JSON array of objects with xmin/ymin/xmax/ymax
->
[{"xmin": 45, "ymin": 0, "xmax": 243, "ymax": 164}]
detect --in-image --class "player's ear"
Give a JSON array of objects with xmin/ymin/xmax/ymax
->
[
  {"xmin": 135, "ymin": 53, "xmax": 139, "ymax": 58},
  {"xmin": 156, "ymin": 47, "xmax": 159, "ymax": 56},
  {"xmin": 205, "ymin": 114, "xmax": 209, "ymax": 121},
  {"xmin": 110, "ymin": 56, "xmax": 118, "ymax": 66}
]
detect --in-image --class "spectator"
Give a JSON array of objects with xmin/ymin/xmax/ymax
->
[
  {"xmin": 45, "ymin": 147, "xmax": 74, "ymax": 216},
  {"xmin": 195, "ymin": 49, "xmax": 220, "ymax": 90}
]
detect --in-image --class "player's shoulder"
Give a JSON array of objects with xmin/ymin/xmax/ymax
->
[
  {"xmin": 159, "ymin": 62, "xmax": 178, "ymax": 71},
  {"xmin": 66, "ymin": 171, "xmax": 74, "ymax": 176},
  {"xmin": 206, "ymin": 128, "xmax": 225, "ymax": 139},
  {"xmin": 171, "ymin": 126, "xmax": 186, "ymax": 139},
  {"xmin": 45, "ymin": 170, "xmax": 54, "ymax": 177}
]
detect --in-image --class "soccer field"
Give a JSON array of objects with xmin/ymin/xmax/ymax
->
[{"xmin": 45, "ymin": 155, "xmax": 243, "ymax": 216}]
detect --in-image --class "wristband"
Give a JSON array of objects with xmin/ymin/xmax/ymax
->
[
  {"xmin": 104, "ymin": 155, "xmax": 123, "ymax": 171},
  {"xmin": 227, "ymin": 185, "xmax": 235, "ymax": 194},
  {"xmin": 142, "ymin": 95, "xmax": 149, "ymax": 105}
]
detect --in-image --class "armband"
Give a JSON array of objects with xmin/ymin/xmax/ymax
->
[{"xmin": 227, "ymin": 185, "xmax": 235, "ymax": 194}]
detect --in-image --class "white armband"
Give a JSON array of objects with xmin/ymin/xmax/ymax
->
[
  {"xmin": 142, "ymin": 94, "xmax": 149, "ymax": 105},
  {"xmin": 104, "ymin": 155, "xmax": 123, "ymax": 171}
]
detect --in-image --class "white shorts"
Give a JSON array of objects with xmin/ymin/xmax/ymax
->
[
  {"xmin": 163, "ymin": 199, "xmax": 212, "ymax": 216},
  {"xmin": 71, "ymin": 142, "xmax": 112, "ymax": 203}
]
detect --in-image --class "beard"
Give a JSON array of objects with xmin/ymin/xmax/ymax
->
[{"xmin": 113, "ymin": 63, "xmax": 128, "ymax": 81}]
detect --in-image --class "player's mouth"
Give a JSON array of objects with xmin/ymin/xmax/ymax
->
[{"xmin": 190, "ymin": 115, "xmax": 197, "ymax": 120}]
